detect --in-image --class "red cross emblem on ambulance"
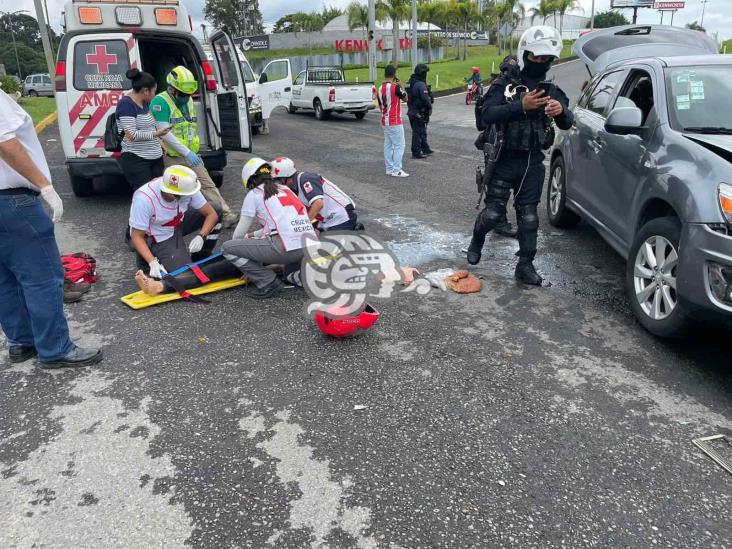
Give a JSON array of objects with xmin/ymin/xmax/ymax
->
[{"xmin": 86, "ymin": 45, "xmax": 118, "ymax": 75}]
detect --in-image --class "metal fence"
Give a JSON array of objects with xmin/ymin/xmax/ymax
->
[{"xmin": 250, "ymin": 48, "xmax": 445, "ymax": 76}]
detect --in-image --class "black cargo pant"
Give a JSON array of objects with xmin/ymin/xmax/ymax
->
[
  {"xmin": 470, "ymin": 149, "xmax": 545, "ymax": 260},
  {"xmin": 408, "ymin": 114, "xmax": 430, "ymax": 155},
  {"xmin": 137, "ymin": 206, "xmax": 223, "ymax": 274}
]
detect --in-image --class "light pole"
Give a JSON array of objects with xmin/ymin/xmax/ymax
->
[
  {"xmin": 368, "ymin": 0, "xmax": 376, "ymax": 82},
  {"xmin": 411, "ymin": 0, "xmax": 417, "ymax": 68},
  {"xmin": 0, "ymin": 10, "xmax": 28, "ymax": 80},
  {"xmin": 700, "ymin": 0, "xmax": 708, "ymax": 29},
  {"xmin": 590, "ymin": 0, "xmax": 596, "ymax": 30}
]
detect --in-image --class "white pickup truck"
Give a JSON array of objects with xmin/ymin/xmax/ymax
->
[{"xmin": 288, "ymin": 66, "xmax": 375, "ymax": 120}]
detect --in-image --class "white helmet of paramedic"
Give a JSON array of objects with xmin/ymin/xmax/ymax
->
[
  {"xmin": 167, "ymin": 66, "xmax": 198, "ymax": 95},
  {"xmin": 517, "ymin": 26, "xmax": 562, "ymax": 70},
  {"xmin": 161, "ymin": 165, "xmax": 201, "ymax": 196},
  {"xmin": 241, "ymin": 157, "xmax": 272, "ymax": 188},
  {"xmin": 270, "ymin": 157, "xmax": 296, "ymax": 179}
]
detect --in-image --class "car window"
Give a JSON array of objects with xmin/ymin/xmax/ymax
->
[
  {"xmin": 73, "ymin": 40, "xmax": 131, "ymax": 90},
  {"xmin": 211, "ymin": 35, "xmax": 239, "ymax": 89},
  {"xmin": 294, "ymin": 72, "xmax": 305, "ymax": 86},
  {"xmin": 615, "ymin": 70, "xmax": 654, "ymax": 124},
  {"xmin": 239, "ymin": 61, "xmax": 255, "ymax": 83},
  {"xmin": 666, "ymin": 65, "xmax": 732, "ymax": 132},
  {"xmin": 33, "ymin": 76, "xmax": 41, "ymax": 84},
  {"xmin": 262, "ymin": 60, "xmax": 289, "ymax": 83},
  {"xmin": 25, "ymin": 76, "xmax": 32, "ymax": 84},
  {"xmin": 576, "ymin": 76, "xmax": 599, "ymax": 109},
  {"xmin": 43, "ymin": 76, "xmax": 51, "ymax": 85},
  {"xmin": 587, "ymin": 70, "xmax": 624, "ymax": 117}
]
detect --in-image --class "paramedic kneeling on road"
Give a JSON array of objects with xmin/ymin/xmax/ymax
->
[
  {"xmin": 222, "ymin": 158, "xmax": 315, "ymax": 299},
  {"xmin": 269, "ymin": 157, "xmax": 360, "ymax": 232},
  {"xmin": 150, "ymin": 66, "xmax": 238, "ymax": 228},
  {"xmin": 129, "ymin": 165, "xmax": 221, "ymax": 284}
]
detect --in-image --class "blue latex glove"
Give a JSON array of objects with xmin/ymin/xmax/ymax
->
[{"xmin": 185, "ymin": 151, "xmax": 202, "ymax": 167}]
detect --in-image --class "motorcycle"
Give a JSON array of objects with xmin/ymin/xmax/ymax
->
[{"xmin": 465, "ymin": 81, "xmax": 483, "ymax": 105}]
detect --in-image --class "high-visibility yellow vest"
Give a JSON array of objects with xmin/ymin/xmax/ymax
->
[{"xmin": 158, "ymin": 91, "xmax": 199, "ymax": 157}]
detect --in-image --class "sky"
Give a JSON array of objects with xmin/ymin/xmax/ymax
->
[{"xmin": 6, "ymin": 0, "xmax": 730, "ymax": 42}]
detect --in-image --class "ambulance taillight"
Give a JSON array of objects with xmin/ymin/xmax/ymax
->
[
  {"xmin": 201, "ymin": 60, "xmax": 217, "ymax": 92},
  {"xmin": 55, "ymin": 61, "xmax": 67, "ymax": 92}
]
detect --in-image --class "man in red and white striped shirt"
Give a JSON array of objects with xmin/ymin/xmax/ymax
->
[{"xmin": 378, "ymin": 65, "xmax": 409, "ymax": 178}]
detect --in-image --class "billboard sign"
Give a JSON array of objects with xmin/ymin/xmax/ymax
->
[
  {"xmin": 654, "ymin": 1, "xmax": 685, "ymax": 9},
  {"xmin": 239, "ymin": 35, "xmax": 270, "ymax": 51},
  {"xmin": 611, "ymin": 0, "xmax": 654, "ymax": 6}
]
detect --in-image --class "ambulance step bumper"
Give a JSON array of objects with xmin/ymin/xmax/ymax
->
[{"xmin": 66, "ymin": 157, "xmax": 122, "ymax": 179}]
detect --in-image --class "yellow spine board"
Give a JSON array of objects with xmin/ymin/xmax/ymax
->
[{"xmin": 121, "ymin": 278, "xmax": 248, "ymax": 310}]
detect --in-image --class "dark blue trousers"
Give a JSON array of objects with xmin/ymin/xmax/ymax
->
[{"xmin": 0, "ymin": 192, "xmax": 74, "ymax": 361}]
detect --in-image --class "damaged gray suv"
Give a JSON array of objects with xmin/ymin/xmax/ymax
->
[{"xmin": 549, "ymin": 26, "xmax": 731, "ymax": 337}]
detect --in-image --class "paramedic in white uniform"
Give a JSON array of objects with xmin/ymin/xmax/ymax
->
[{"xmin": 222, "ymin": 158, "xmax": 315, "ymax": 299}]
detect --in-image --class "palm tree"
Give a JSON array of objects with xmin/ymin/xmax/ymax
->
[
  {"xmin": 377, "ymin": 0, "xmax": 410, "ymax": 64},
  {"xmin": 418, "ymin": 0, "xmax": 442, "ymax": 63},
  {"xmin": 494, "ymin": 0, "xmax": 525, "ymax": 53},
  {"xmin": 529, "ymin": 0, "xmax": 555, "ymax": 25},
  {"xmin": 454, "ymin": 0, "xmax": 480, "ymax": 60},
  {"xmin": 554, "ymin": 0, "xmax": 581, "ymax": 38},
  {"xmin": 437, "ymin": 0, "xmax": 460, "ymax": 59},
  {"xmin": 347, "ymin": 1, "xmax": 369, "ymax": 42}
]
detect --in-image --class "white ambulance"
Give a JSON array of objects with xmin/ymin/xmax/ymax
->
[{"xmin": 55, "ymin": 0, "xmax": 288, "ymax": 197}]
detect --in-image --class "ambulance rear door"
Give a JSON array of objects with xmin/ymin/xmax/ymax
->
[
  {"xmin": 60, "ymin": 32, "xmax": 138, "ymax": 159},
  {"xmin": 258, "ymin": 59, "xmax": 292, "ymax": 119},
  {"xmin": 208, "ymin": 30, "xmax": 251, "ymax": 152}
]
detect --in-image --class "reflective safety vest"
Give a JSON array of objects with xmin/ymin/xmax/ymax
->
[{"xmin": 158, "ymin": 91, "xmax": 199, "ymax": 157}]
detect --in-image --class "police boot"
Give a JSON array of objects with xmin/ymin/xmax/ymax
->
[
  {"xmin": 514, "ymin": 204, "xmax": 542, "ymax": 286},
  {"xmin": 467, "ymin": 231, "xmax": 485, "ymax": 265}
]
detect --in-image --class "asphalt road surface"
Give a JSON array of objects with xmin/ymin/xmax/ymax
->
[{"xmin": 1, "ymin": 60, "xmax": 730, "ymax": 549}]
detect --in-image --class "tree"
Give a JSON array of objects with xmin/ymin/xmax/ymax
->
[
  {"xmin": 455, "ymin": 1, "xmax": 481, "ymax": 60},
  {"xmin": 529, "ymin": 0, "xmax": 556, "ymax": 25},
  {"xmin": 586, "ymin": 10, "xmax": 629, "ymax": 29},
  {"xmin": 554, "ymin": 0, "xmax": 581, "ymax": 37},
  {"xmin": 493, "ymin": 0, "xmax": 525, "ymax": 53},
  {"xmin": 377, "ymin": 0, "xmax": 412, "ymax": 64},
  {"xmin": 272, "ymin": 14, "xmax": 297, "ymax": 33},
  {"xmin": 347, "ymin": 1, "xmax": 369, "ymax": 40},
  {"xmin": 0, "ymin": 42, "xmax": 47, "ymax": 78},
  {"xmin": 203, "ymin": 0, "xmax": 263, "ymax": 37},
  {"xmin": 417, "ymin": 0, "xmax": 443, "ymax": 62},
  {"xmin": 321, "ymin": 5, "xmax": 344, "ymax": 26},
  {"xmin": 685, "ymin": 20, "xmax": 706, "ymax": 32}
]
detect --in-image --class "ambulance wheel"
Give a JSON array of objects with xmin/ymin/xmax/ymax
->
[
  {"xmin": 211, "ymin": 172, "xmax": 224, "ymax": 188},
  {"xmin": 288, "ymin": 103, "xmax": 297, "ymax": 114},
  {"xmin": 70, "ymin": 175, "xmax": 94, "ymax": 197},
  {"xmin": 354, "ymin": 112, "xmax": 366, "ymax": 120}
]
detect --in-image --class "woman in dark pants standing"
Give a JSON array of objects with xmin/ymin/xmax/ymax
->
[{"xmin": 116, "ymin": 68, "xmax": 170, "ymax": 190}]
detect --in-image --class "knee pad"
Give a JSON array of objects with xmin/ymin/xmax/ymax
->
[{"xmin": 516, "ymin": 204, "xmax": 539, "ymax": 231}]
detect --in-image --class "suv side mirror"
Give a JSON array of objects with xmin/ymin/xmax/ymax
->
[
  {"xmin": 259, "ymin": 73, "xmax": 268, "ymax": 84},
  {"xmin": 605, "ymin": 106, "xmax": 644, "ymax": 135}
]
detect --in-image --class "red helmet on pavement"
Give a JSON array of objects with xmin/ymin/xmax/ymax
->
[
  {"xmin": 471, "ymin": 66, "xmax": 480, "ymax": 74},
  {"xmin": 314, "ymin": 304, "xmax": 380, "ymax": 338}
]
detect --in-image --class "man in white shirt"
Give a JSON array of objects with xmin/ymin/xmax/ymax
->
[
  {"xmin": 0, "ymin": 89, "xmax": 102, "ymax": 368},
  {"xmin": 129, "ymin": 164, "xmax": 221, "ymax": 280}
]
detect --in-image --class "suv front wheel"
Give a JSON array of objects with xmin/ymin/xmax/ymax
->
[{"xmin": 626, "ymin": 216, "xmax": 689, "ymax": 338}]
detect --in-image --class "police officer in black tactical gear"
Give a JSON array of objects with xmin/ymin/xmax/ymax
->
[
  {"xmin": 407, "ymin": 64, "xmax": 433, "ymax": 159},
  {"xmin": 467, "ymin": 25, "xmax": 574, "ymax": 286}
]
